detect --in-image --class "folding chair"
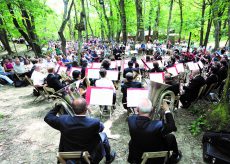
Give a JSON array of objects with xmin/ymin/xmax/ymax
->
[
  {"xmin": 25, "ymin": 76, "xmax": 46, "ymax": 103},
  {"xmin": 43, "ymin": 86, "xmax": 63, "ymax": 99},
  {"xmin": 57, "ymin": 151, "xmax": 91, "ymax": 164},
  {"xmin": 14, "ymin": 71, "xmax": 24, "ymax": 81},
  {"xmin": 141, "ymin": 151, "xmax": 171, "ymax": 164}
]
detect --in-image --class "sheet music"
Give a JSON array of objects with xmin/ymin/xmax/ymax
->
[
  {"xmin": 92, "ymin": 62, "xmax": 101, "ymax": 68},
  {"xmin": 187, "ymin": 62, "xmax": 199, "ymax": 70},
  {"xmin": 90, "ymin": 88, "xmax": 113, "ymax": 105},
  {"xmin": 157, "ymin": 60, "xmax": 164, "ymax": 67},
  {"xmin": 149, "ymin": 73, "xmax": 164, "ymax": 83},
  {"xmin": 69, "ymin": 67, "xmax": 82, "ymax": 77},
  {"xmin": 57, "ymin": 66, "xmax": 67, "ymax": 75},
  {"xmin": 106, "ymin": 70, "xmax": 119, "ymax": 80},
  {"xmin": 167, "ymin": 67, "xmax": 178, "ymax": 76},
  {"xmin": 146, "ymin": 62, "xmax": 154, "ymax": 69},
  {"xmin": 87, "ymin": 69, "xmax": 100, "ymax": 79},
  {"xmin": 127, "ymin": 89, "xmax": 149, "ymax": 107},
  {"xmin": 175, "ymin": 63, "xmax": 185, "ymax": 73},
  {"xmin": 194, "ymin": 63, "xmax": 200, "ymax": 70},
  {"xmin": 110, "ymin": 61, "xmax": 117, "ymax": 69},
  {"xmin": 116, "ymin": 60, "xmax": 122, "ymax": 67}
]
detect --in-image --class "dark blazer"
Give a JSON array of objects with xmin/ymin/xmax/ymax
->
[
  {"xmin": 46, "ymin": 73, "xmax": 64, "ymax": 91},
  {"xmin": 128, "ymin": 113, "xmax": 177, "ymax": 164},
  {"xmin": 167, "ymin": 83, "xmax": 180, "ymax": 96},
  {"xmin": 123, "ymin": 67, "xmax": 139, "ymax": 78},
  {"xmin": 183, "ymin": 75, "xmax": 205, "ymax": 99},
  {"xmin": 44, "ymin": 107, "xmax": 103, "ymax": 153},
  {"xmin": 217, "ymin": 66, "xmax": 227, "ymax": 82},
  {"xmin": 149, "ymin": 67, "xmax": 164, "ymax": 73}
]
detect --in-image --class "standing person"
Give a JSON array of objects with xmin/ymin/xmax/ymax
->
[
  {"xmin": 127, "ymin": 98, "xmax": 182, "ymax": 164},
  {"xmin": 44, "ymin": 98, "xmax": 116, "ymax": 164}
]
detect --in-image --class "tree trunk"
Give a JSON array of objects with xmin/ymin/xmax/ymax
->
[
  {"xmin": 148, "ymin": 0, "xmax": 153, "ymax": 40},
  {"xmin": 135, "ymin": 0, "xmax": 145, "ymax": 42},
  {"xmin": 116, "ymin": 29, "xmax": 121, "ymax": 43},
  {"xmin": 102, "ymin": 1, "xmax": 111, "ymax": 41},
  {"xmin": 58, "ymin": 0, "xmax": 74, "ymax": 55},
  {"xmin": 86, "ymin": 0, "xmax": 94, "ymax": 37},
  {"xmin": 7, "ymin": 2, "xmax": 41, "ymax": 56},
  {"xmin": 0, "ymin": 16, "xmax": 13, "ymax": 55},
  {"xmin": 154, "ymin": 0, "xmax": 160, "ymax": 40},
  {"xmin": 166, "ymin": 0, "xmax": 174, "ymax": 46},
  {"xmin": 68, "ymin": 18, "xmax": 73, "ymax": 40},
  {"xmin": 228, "ymin": 2, "xmax": 230, "ymax": 50},
  {"xmin": 200, "ymin": 0, "xmax": 206, "ymax": 46},
  {"xmin": 178, "ymin": 0, "xmax": 183, "ymax": 43},
  {"xmin": 119, "ymin": 0, "xmax": 127, "ymax": 44},
  {"xmin": 204, "ymin": 8, "xmax": 212, "ymax": 48}
]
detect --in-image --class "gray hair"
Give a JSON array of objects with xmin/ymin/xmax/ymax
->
[{"xmin": 138, "ymin": 98, "xmax": 152, "ymax": 113}]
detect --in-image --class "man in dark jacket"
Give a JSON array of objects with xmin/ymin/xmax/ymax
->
[
  {"xmin": 128, "ymin": 98, "xmax": 182, "ymax": 164},
  {"xmin": 46, "ymin": 67, "xmax": 65, "ymax": 91},
  {"xmin": 121, "ymin": 72, "xmax": 142, "ymax": 110},
  {"xmin": 123, "ymin": 61, "xmax": 139, "ymax": 78},
  {"xmin": 180, "ymin": 70, "xmax": 205, "ymax": 108},
  {"xmin": 44, "ymin": 98, "xmax": 116, "ymax": 164}
]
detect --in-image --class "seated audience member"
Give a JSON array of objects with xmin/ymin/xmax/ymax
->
[
  {"xmin": 31, "ymin": 64, "xmax": 46, "ymax": 88},
  {"xmin": 44, "ymin": 98, "xmax": 116, "ymax": 164},
  {"xmin": 123, "ymin": 61, "xmax": 138, "ymax": 78},
  {"xmin": 24, "ymin": 59, "xmax": 33, "ymax": 73},
  {"xmin": 95, "ymin": 69, "xmax": 116, "ymax": 107},
  {"xmin": 46, "ymin": 67, "xmax": 65, "ymax": 91},
  {"xmin": 62, "ymin": 55, "xmax": 72, "ymax": 69},
  {"xmin": 180, "ymin": 70, "xmax": 205, "ymax": 108},
  {"xmin": 121, "ymin": 72, "xmax": 142, "ymax": 111},
  {"xmin": 164, "ymin": 73, "xmax": 180, "ymax": 96},
  {"xmin": 45, "ymin": 56, "xmax": 55, "ymax": 68},
  {"xmin": 3, "ymin": 58, "xmax": 14, "ymax": 71},
  {"xmin": 0, "ymin": 65, "xmax": 14, "ymax": 85},
  {"xmin": 13, "ymin": 58, "xmax": 26, "ymax": 74},
  {"xmin": 149, "ymin": 61, "xmax": 164, "ymax": 73},
  {"xmin": 127, "ymin": 98, "xmax": 182, "ymax": 164}
]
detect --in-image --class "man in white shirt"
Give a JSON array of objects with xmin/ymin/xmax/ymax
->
[
  {"xmin": 13, "ymin": 58, "xmax": 25, "ymax": 74},
  {"xmin": 31, "ymin": 64, "xmax": 46, "ymax": 87},
  {"xmin": 95, "ymin": 69, "xmax": 116, "ymax": 107}
]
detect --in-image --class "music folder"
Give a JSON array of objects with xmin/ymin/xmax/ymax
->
[
  {"xmin": 167, "ymin": 66, "xmax": 178, "ymax": 76},
  {"xmin": 69, "ymin": 67, "xmax": 82, "ymax": 77},
  {"xmin": 57, "ymin": 66, "xmax": 67, "ymax": 75},
  {"xmin": 127, "ymin": 88, "xmax": 149, "ymax": 107},
  {"xmin": 149, "ymin": 72, "xmax": 164, "ymax": 83},
  {"xmin": 86, "ymin": 68, "xmax": 100, "ymax": 79},
  {"xmin": 106, "ymin": 70, "xmax": 119, "ymax": 81},
  {"xmin": 86, "ymin": 87, "xmax": 114, "ymax": 106},
  {"xmin": 175, "ymin": 63, "xmax": 185, "ymax": 73},
  {"xmin": 91, "ymin": 62, "xmax": 101, "ymax": 68}
]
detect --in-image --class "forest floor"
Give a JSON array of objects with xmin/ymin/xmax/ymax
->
[
  {"xmin": 0, "ymin": 43, "xmax": 208, "ymax": 163},
  {"xmin": 0, "ymin": 85, "xmax": 204, "ymax": 164}
]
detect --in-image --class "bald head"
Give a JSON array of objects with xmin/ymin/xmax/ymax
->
[
  {"xmin": 72, "ymin": 98, "xmax": 87, "ymax": 115},
  {"xmin": 138, "ymin": 98, "xmax": 152, "ymax": 114}
]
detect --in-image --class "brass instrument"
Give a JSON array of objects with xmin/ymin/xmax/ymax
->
[{"xmin": 147, "ymin": 80, "xmax": 176, "ymax": 120}]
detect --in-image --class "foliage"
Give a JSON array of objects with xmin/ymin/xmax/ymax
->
[
  {"xmin": 0, "ymin": 113, "xmax": 4, "ymax": 120},
  {"xmin": 189, "ymin": 116, "xmax": 206, "ymax": 136}
]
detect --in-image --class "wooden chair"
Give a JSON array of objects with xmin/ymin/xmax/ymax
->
[
  {"xmin": 57, "ymin": 151, "xmax": 91, "ymax": 164},
  {"xmin": 141, "ymin": 151, "xmax": 171, "ymax": 164},
  {"xmin": 25, "ymin": 76, "xmax": 46, "ymax": 103}
]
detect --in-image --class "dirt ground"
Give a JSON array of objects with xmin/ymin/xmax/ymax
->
[{"xmin": 0, "ymin": 85, "xmax": 204, "ymax": 164}]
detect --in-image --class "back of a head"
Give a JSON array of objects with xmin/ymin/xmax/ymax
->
[
  {"xmin": 126, "ymin": 72, "xmax": 134, "ymax": 82},
  {"xmin": 138, "ymin": 98, "xmax": 152, "ymax": 114},
  {"xmin": 47, "ymin": 67, "xmax": 54, "ymax": 73},
  {"xmin": 153, "ymin": 61, "xmax": 159, "ymax": 68},
  {"xmin": 72, "ymin": 98, "xmax": 87, "ymax": 115},
  {"xmin": 164, "ymin": 73, "xmax": 172, "ymax": 84},
  {"xmin": 72, "ymin": 70, "xmax": 81, "ymax": 79},
  {"xmin": 101, "ymin": 59, "xmax": 111, "ymax": 69},
  {"xmin": 131, "ymin": 57, "xmax": 137, "ymax": 63},
  {"xmin": 99, "ymin": 68, "xmax": 107, "ymax": 78},
  {"xmin": 128, "ymin": 61, "xmax": 133, "ymax": 67}
]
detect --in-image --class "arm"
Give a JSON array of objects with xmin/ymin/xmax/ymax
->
[
  {"xmin": 44, "ymin": 106, "xmax": 61, "ymax": 130},
  {"xmin": 99, "ymin": 122, "xmax": 104, "ymax": 132},
  {"xmin": 161, "ymin": 102, "xmax": 177, "ymax": 136}
]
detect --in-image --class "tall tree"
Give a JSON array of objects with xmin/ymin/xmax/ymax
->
[
  {"xmin": 154, "ymin": 0, "xmax": 160, "ymax": 40},
  {"xmin": 58, "ymin": 0, "xmax": 74, "ymax": 55},
  {"xmin": 0, "ymin": 15, "xmax": 13, "ymax": 55},
  {"xmin": 135, "ymin": 0, "xmax": 145, "ymax": 42},
  {"xmin": 166, "ymin": 0, "xmax": 174, "ymax": 46},
  {"xmin": 178, "ymin": 0, "xmax": 183, "ymax": 43},
  {"xmin": 101, "ymin": 0, "xmax": 112, "ymax": 40},
  {"xmin": 204, "ymin": 7, "xmax": 212, "ymax": 48},
  {"xmin": 119, "ymin": 0, "xmax": 127, "ymax": 43},
  {"xmin": 86, "ymin": 0, "xmax": 94, "ymax": 37},
  {"xmin": 228, "ymin": 1, "xmax": 230, "ymax": 50},
  {"xmin": 200, "ymin": 0, "xmax": 206, "ymax": 46},
  {"xmin": 7, "ymin": 1, "xmax": 42, "ymax": 56}
]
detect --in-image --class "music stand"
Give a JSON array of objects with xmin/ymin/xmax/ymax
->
[
  {"xmin": 86, "ymin": 68, "xmax": 100, "ymax": 79},
  {"xmin": 149, "ymin": 72, "xmax": 164, "ymax": 83},
  {"xmin": 91, "ymin": 62, "xmax": 101, "ymax": 69},
  {"xmin": 167, "ymin": 66, "xmax": 178, "ymax": 76},
  {"xmin": 175, "ymin": 63, "xmax": 185, "ymax": 73},
  {"xmin": 106, "ymin": 70, "xmax": 119, "ymax": 81},
  {"xmin": 69, "ymin": 67, "xmax": 82, "ymax": 77},
  {"xmin": 127, "ymin": 88, "xmax": 149, "ymax": 107}
]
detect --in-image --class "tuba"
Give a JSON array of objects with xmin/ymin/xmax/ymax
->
[{"xmin": 147, "ymin": 80, "xmax": 176, "ymax": 120}]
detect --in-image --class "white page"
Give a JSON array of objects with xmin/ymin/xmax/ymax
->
[
  {"xmin": 87, "ymin": 69, "xmax": 100, "ymax": 79},
  {"xmin": 175, "ymin": 63, "xmax": 185, "ymax": 73},
  {"xmin": 69, "ymin": 67, "xmax": 82, "ymax": 77},
  {"xmin": 167, "ymin": 67, "xmax": 178, "ymax": 76},
  {"xmin": 194, "ymin": 63, "xmax": 200, "ymax": 70},
  {"xmin": 149, "ymin": 73, "xmax": 164, "ymax": 83},
  {"xmin": 110, "ymin": 61, "xmax": 117, "ymax": 69},
  {"xmin": 116, "ymin": 60, "xmax": 122, "ymax": 66},
  {"xmin": 187, "ymin": 62, "xmax": 196, "ymax": 70},
  {"xmin": 92, "ymin": 62, "xmax": 101, "ymax": 68},
  {"xmin": 157, "ymin": 60, "xmax": 164, "ymax": 67},
  {"xmin": 127, "ymin": 89, "xmax": 149, "ymax": 107},
  {"xmin": 90, "ymin": 88, "xmax": 113, "ymax": 105},
  {"xmin": 146, "ymin": 62, "xmax": 154, "ymax": 69},
  {"xmin": 106, "ymin": 70, "xmax": 119, "ymax": 80},
  {"xmin": 58, "ymin": 66, "xmax": 67, "ymax": 75}
]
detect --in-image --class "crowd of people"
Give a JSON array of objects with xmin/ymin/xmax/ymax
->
[{"xmin": 0, "ymin": 37, "xmax": 229, "ymax": 163}]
